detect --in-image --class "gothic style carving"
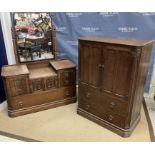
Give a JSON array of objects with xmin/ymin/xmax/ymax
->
[{"xmin": 78, "ymin": 37, "xmax": 153, "ymax": 137}]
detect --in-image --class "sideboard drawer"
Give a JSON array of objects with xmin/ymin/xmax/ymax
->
[{"xmin": 9, "ymin": 86, "xmax": 76, "ymax": 110}]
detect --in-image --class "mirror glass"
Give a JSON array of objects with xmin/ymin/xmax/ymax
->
[{"xmin": 13, "ymin": 13, "xmax": 55, "ymax": 62}]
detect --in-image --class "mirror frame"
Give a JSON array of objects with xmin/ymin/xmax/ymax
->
[{"xmin": 11, "ymin": 12, "xmax": 56, "ymax": 64}]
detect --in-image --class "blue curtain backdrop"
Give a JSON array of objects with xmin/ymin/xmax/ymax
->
[
  {"xmin": 52, "ymin": 12, "xmax": 155, "ymax": 93},
  {"xmin": 0, "ymin": 20, "xmax": 8, "ymax": 103}
]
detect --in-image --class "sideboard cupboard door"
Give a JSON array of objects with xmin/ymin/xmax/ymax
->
[
  {"xmin": 60, "ymin": 69, "xmax": 76, "ymax": 87},
  {"xmin": 6, "ymin": 76, "xmax": 30, "ymax": 97},
  {"xmin": 79, "ymin": 42, "xmax": 102, "ymax": 87}
]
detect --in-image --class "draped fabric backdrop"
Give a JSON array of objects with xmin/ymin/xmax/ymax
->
[
  {"xmin": 51, "ymin": 12, "xmax": 155, "ymax": 93},
  {"xmin": 0, "ymin": 20, "xmax": 8, "ymax": 103}
]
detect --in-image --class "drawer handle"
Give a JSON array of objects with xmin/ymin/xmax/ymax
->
[
  {"xmin": 18, "ymin": 101, "xmax": 23, "ymax": 106},
  {"xmin": 86, "ymin": 92, "xmax": 91, "ymax": 98},
  {"xmin": 108, "ymin": 115, "xmax": 114, "ymax": 121},
  {"xmin": 86, "ymin": 104, "xmax": 90, "ymax": 110},
  {"xmin": 98, "ymin": 64, "xmax": 104, "ymax": 68},
  {"xmin": 110, "ymin": 102, "xmax": 116, "ymax": 109}
]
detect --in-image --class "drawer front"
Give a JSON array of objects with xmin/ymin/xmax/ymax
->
[
  {"xmin": 9, "ymin": 86, "xmax": 76, "ymax": 110},
  {"xmin": 79, "ymin": 96, "xmax": 126, "ymax": 128},
  {"xmin": 78, "ymin": 83, "xmax": 97, "ymax": 112},
  {"xmin": 101, "ymin": 110, "xmax": 126, "ymax": 128},
  {"xmin": 78, "ymin": 83, "xmax": 127, "ymax": 128},
  {"xmin": 95, "ymin": 93, "xmax": 128, "ymax": 116},
  {"xmin": 79, "ymin": 83, "xmax": 128, "ymax": 116}
]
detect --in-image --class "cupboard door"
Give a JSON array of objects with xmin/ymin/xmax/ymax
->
[
  {"xmin": 101, "ymin": 46, "xmax": 136, "ymax": 99},
  {"xmin": 31, "ymin": 78, "xmax": 44, "ymax": 92},
  {"xmin": 101, "ymin": 47, "xmax": 117, "ymax": 93},
  {"xmin": 60, "ymin": 69, "xmax": 76, "ymax": 87},
  {"xmin": 79, "ymin": 41, "xmax": 102, "ymax": 87},
  {"xmin": 7, "ymin": 76, "xmax": 29, "ymax": 97},
  {"xmin": 45, "ymin": 76, "xmax": 58, "ymax": 89},
  {"xmin": 114, "ymin": 49, "xmax": 135, "ymax": 98}
]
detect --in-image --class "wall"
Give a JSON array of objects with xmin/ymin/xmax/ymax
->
[{"xmin": 0, "ymin": 20, "xmax": 8, "ymax": 103}]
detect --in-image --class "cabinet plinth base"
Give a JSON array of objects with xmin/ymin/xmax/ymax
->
[
  {"xmin": 8, "ymin": 97, "xmax": 77, "ymax": 117},
  {"xmin": 77, "ymin": 108, "xmax": 140, "ymax": 138}
]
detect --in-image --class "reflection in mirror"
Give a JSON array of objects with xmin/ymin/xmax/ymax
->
[{"xmin": 13, "ymin": 13, "xmax": 55, "ymax": 62}]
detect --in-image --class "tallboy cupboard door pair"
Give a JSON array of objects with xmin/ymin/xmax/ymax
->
[{"xmin": 78, "ymin": 37, "xmax": 153, "ymax": 137}]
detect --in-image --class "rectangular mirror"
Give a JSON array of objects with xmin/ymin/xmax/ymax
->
[{"xmin": 11, "ymin": 12, "xmax": 56, "ymax": 63}]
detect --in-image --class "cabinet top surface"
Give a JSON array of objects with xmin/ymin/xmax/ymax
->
[
  {"xmin": 29, "ymin": 67, "xmax": 57, "ymax": 79},
  {"xmin": 1, "ymin": 64, "xmax": 29, "ymax": 77},
  {"xmin": 79, "ymin": 36, "xmax": 153, "ymax": 46},
  {"xmin": 50, "ymin": 59, "xmax": 76, "ymax": 70}
]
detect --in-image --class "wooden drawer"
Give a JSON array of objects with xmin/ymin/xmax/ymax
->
[
  {"xmin": 101, "ymin": 110, "xmax": 126, "ymax": 128},
  {"xmin": 79, "ymin": 83, "xmax": 128, "ymax": 117},
  {"xmin": 9, "ymin": 86, "xmax": 76, "ymax": 110},
  {"xmin": 79, "ymin": 97, "xmax": 126, "ymax": 128},
  {"xmin": 96, "ymin": 93, "xmax": 128, "ymax": 116}
]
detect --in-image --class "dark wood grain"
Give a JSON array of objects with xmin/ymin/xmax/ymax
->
[
  {"xmin": 2, "ymin": 59, "xmax": 77, "ymax": 117},
  {"xmin": 78, "ymin": 37, "xmax": 153, "ymax": 137}
]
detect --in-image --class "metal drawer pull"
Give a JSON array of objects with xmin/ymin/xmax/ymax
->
[
  {"xmin": 108, "ymin": 115, "xmax": 114, "ymax": 121},
  {"xmin": 110, "ymin": 102, "xmax": 116, "ymax": 109},
  {"xmin": 18, "ymin": 101, "xmax": 23, "ymax": 106},
  {"xmin": 86, "ymin": 104, "xmax": 90, "ymax": 109},
  {"xmin": 98, "ymin": 64, "xmax": 104, "ymax": 68}
]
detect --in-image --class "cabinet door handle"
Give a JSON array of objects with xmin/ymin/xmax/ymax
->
[{"xmin": 98, "ymin": 64, "xmax": 104, "ymax": 68}]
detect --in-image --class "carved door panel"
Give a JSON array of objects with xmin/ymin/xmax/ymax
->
[
  {"xmin": 101, "ymin": 47, "xmax": 117, "ymax": 93},
  {"xmin": 60, "ymin": 69, "xmax": 75, "ymax": 87},
  {"xmin": 113, "ymin": 49, "xmax": 135, "ymax": 98},
  {"xmin": 101, "ymin": 46, "xmax": 136, "ymax": 99},
  {"xmin": 79, "ymin": 42, "xmax": 102, "ymax": 87},
  {"xmin": 45, "ymin": 77, "xmax": 58, "ymax": 89},
  {"xmin": 31, "ymin": 78, "xmax": 44, "ymax": 92},
  {"xmin": 7, "ymin": 76, "xmax": 29, "ymax": 96}
]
